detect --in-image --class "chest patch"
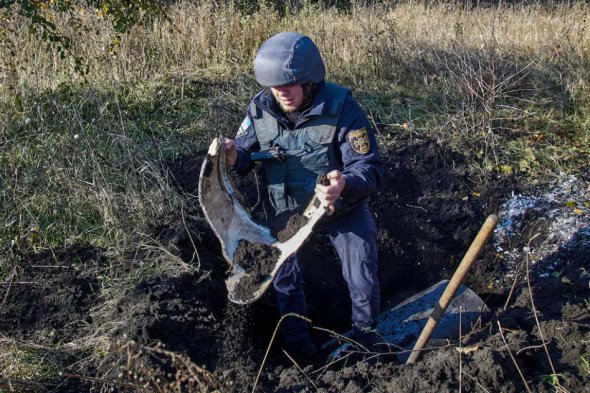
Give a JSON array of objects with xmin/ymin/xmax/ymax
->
[
  {"xmin": 236, "ymin": 116, "xmax": 252, "ymax": 139},
  {"xmin": 347, "ymin": 128, "xmax": 370, "ymax": 154}
]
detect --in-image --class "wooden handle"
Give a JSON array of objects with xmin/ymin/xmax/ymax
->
[{"xmin": 406, "ymin": 214, "xmax": 499, "ymax": 364}]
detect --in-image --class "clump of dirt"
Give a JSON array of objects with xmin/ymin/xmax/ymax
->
[
  {"xmin": 231, "ymin": 240, "xmax": 281, "ymax": 302},
  {"xmin": 215, "ymin": 303, "xmax": 258, "ymax": 387},
  {"xmin": 277, "ymin": 213, "xmax": 309, "ymax": 242},
  {"xmin": 234, "ymin": 240, "xmax": 280, "ymax": 273},
  {"xmin": 108, "ymin": 272, "xmax": 225, "ymax": 371}
]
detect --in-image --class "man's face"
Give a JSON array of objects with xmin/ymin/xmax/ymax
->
[{"xmin": 271, "ymin": 83, "xmax": 304, "ymax": 113}]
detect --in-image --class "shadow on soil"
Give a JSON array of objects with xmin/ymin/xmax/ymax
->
[{"xmin": 1, "ymin": 138, "xmax": 588, "ymax": 392}]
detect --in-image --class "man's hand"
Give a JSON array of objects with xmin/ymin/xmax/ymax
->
[
  {"xmin": 222, "ymin": 138, "xmax": 238, "ymax": 167},
  {"xmin": 315, "ymin": 170, "xmax": 345, "ymax": 216}
]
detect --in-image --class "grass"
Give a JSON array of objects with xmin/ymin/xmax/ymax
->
[
  {"xmin": 0, "ymin": 0, "xmax": 590, "ymax": 387},
  {"xmin": 582, "ymin": 355, "xmax": 590, "ymax": 375},
  {"xmin": 540, "ymin": 373, "xmax": 570, "ymax": 393},
  {"xmin": 0, "ymin": 339, "xmax": 69, "ymax": 388}
]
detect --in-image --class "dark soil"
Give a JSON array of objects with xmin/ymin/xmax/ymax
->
[
  {"xmin": 234, "ymin": 240, "xmax": 280, "ymax": 273},
  {"xmin": 0, "ymin": 246, "xmax": 102, "ymax": 344},
  {"xmin": 232, "ymin": 240, "xmax": 281, "ymax": 302},
  {"xmin": 1, "ymin": 138, "xmax": 589, "ymax": 393},
  {"xmin": 277, "ymin": 213, "xmax": 309, "ymax": 243}
]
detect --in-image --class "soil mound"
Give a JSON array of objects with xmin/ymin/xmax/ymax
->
[
  {"xmin": 2, "ymin": 138, "xmax": 588, "ymax": 392},
  {"xmin": 110, "ymin": 272, "xmax": 226, "ymax": 371},
  {"xmin": 0, "ymin": 246, "xmax": 102, "ymax": 344}
]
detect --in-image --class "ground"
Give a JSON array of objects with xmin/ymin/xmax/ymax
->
[{"xmin": 1, "ymin": 138, "xmax": 589, "ymax": 392}]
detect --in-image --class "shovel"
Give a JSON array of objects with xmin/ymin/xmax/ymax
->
[
  {"xmin": 326, "ymin": 280, "xmax": 489, "ymax": 363},
  {"xmin": 198, "ymin": 137, "xmax": 327, "ymax": 304},
  {"xmin": 327, "ymin": 214, "xmax": 498, "ymax": 363}
]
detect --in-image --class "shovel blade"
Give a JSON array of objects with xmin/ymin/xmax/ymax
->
[{"xmin": 327, "ymin": 280, "xmax": 489, "ymax": 362}]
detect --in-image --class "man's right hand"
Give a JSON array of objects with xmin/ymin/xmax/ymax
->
[
  {"xmin": 222, "ymin": 138, "xmax": 237, "ymax": 167},
  {"xmin": 315, "ymin": 170, "xmax": 346, "ymax": 216}
]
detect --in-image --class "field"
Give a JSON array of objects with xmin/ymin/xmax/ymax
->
[{"xmin": 0, "ymin": 1, "xmax": 589, "ymax": 392}]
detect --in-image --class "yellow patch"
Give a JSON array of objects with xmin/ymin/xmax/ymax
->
[{"xmin": 348, "ymin": 128, "xmax": 370, "ymax": 154}]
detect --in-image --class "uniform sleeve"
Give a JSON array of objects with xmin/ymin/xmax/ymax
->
[
  {"xmin": 337, "ymin": 96, "xmax": 384, "ymax": 203},
  {"xmin": 232, "ymin": 107, "xmax": 260, "ymax": 175}
]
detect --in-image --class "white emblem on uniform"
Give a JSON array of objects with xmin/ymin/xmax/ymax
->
[{"xmin": 236, "ymin": 116, "xmax": 252, "ymax": 139}]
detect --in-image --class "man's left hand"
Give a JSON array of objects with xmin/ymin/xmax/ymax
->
[{"xmin": 315, "ymin": 170, "xmax": 345, "ymax": 216}]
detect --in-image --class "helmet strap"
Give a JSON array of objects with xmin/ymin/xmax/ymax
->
[{"xmin": 301, "ymin": 83, "xmax": 316, "ymax": 110}]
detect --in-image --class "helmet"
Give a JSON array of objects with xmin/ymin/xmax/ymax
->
[{"xmin": 253, "ymin": 32, "xmax": 325, "ymax": 87}]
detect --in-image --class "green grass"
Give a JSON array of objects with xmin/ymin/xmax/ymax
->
[
  {"xmin": 582, "ymin": 355, "xmax": 590, "ymax": 375},
  {"xmin": 0, "ymin": 74, "xmax": 252, "ymax": 254},
  {"xmin": 540, "ymin": 373, "xmax": 568, "ymax": 393}
]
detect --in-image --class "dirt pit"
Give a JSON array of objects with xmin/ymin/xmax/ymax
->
[{"xmin": 1, "ymin": 138, "xmax": 588, "ymax": 392}]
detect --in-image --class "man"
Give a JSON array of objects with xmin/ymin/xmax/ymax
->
[{"xmin": 223, "ymin": 32, "xmax": 384, "ymax": 361}]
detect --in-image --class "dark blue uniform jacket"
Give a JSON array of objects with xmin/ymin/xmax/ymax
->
[{"xmin": 233, "ymin": 81, "xmax": 384, "ymax": 209}]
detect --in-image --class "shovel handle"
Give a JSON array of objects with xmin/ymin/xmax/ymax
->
[{"xmin": 406, "ymin": 214, "xmax": 499, "ymax": 364}]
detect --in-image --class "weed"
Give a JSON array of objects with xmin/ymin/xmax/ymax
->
[
  {"xmin": 540, "ymin": 373, "xmax": 569, "ymax": 393},
  {"xmin": 0, "ymin": 339, "xmax": 67, "ymax": 383},
  {"xmin": 92, "ymin": 340, "xmax": 222, "ymax": 393}
]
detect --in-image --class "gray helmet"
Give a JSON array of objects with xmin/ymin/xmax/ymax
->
[{"xmin": 253, "ymin": 32, "xmax": 325, "ymax": 87}]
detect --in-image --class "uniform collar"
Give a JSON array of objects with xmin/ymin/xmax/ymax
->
[{"xmin": 305, "ymin": 81, "xmax": 327, "ymax": 117}]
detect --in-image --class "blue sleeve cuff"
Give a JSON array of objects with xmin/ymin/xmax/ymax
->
[{"xmin": 233, "ymin": 147, "xmax": 253, "ymax": 175}]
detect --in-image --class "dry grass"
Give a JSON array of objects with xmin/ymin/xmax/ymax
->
[
  {"xmin": 87, "ymin": 340, "xmax": 223, "ymax": 393},
  {"xmin": 2, "ymin": 2, "xmax": 589, "ymax": 88},
  {"xmin": 1, "ymin": 1, "xmax": 589, "ymax": 386},
  {"xmin": 0, "ymin": 337, "xmax": 69, "ymax": 389},
  {"xmin": 0, "ymin": 0, "xmax": 588, "ymax": 305}
]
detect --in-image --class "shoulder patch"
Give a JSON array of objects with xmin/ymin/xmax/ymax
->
[
  {"xmin": 236, "ymin": 116, "xmax": 252, "ymax": 139},
  {"xmin": 347, "ymin": 128, "xmax": 370, "ymax": 154}
]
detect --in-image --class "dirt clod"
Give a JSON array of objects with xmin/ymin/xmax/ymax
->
[
  {"xmin": 231, "ymin": 240, "xmax": 281, "ymax": 302},
  {"xmin": 277, "ymin": 213, "xmax": 309, "ymax": 242}
]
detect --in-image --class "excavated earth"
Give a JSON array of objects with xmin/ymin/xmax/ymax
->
[
  {"xmin": 1, "ymin": 138, "xmax": 589, "ymax": 392},
  {"xmin": 231, "ymin": 240, "xmax": 281, "ymax": 302}
]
